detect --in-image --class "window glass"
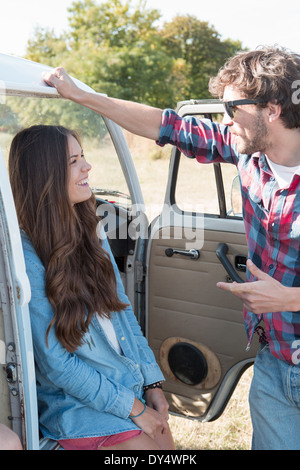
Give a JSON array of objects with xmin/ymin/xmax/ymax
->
[
  {"xmin": 221, "ymin": 163, "xmax": 242, "ymax": 217},
  {"xmin": 124, "ymin": 131, "xmax": 171, "ymax": 220},
  {"xmin": 176, "ymin": 154, "xmax": 219, "ymax": 214},
  {"xmin": 0, "ymin": 96, "xmax": 131, "ymax": 208},
  {"xmin": 174, "ymin": 113, "xmax": 242, "ymax": 217}
]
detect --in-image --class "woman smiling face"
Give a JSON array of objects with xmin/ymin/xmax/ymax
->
[{"xmin": 67, "ymin": 134, "xmax": 92, "ymax": 205}]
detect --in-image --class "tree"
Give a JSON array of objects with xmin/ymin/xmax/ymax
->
[
  {"xmin": 26, "ymin": 0, "xmax": 174, "ymax": 108},
  {"xmin": 160, "ymin": 15, "xmax": 243, "ymax": 102},
  {"xmin": 26, "ymin": 27, "xmax": 69, "ymax": 65},
  {"xmin": 0, "ymin": 104, "xmax": 20, "ymax": 133},
  {"xmin": 25, "ymin": 1, "xmax": 243, "ymax": 107},
  {"xmin": 67, "ymin": 0, "xmax": 160, "ymax": 49},
  {"xmin": 66, "ymin": 0, "xmax": 175, "ymax": 107},
  {"xmin": 12, "ymin": 0, "xmax": 245, "ymax": 137}
]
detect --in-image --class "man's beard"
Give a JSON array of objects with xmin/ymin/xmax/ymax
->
[{"xmin": 235, "ymin": 111, "xmax": 270, "ymax": 155}]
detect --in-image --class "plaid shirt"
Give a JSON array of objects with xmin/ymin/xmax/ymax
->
[{"xmin": 158, "ymin": 109, "xmax": 300, "ymax": 365}]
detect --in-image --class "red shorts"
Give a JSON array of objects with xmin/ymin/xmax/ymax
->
[{"xmin": 58, "ymin": 430, "xmax": 142, "ymax": 450}]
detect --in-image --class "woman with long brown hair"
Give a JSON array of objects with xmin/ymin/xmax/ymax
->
[{"xmin": 9, "ymin": 125, "xmax": 175, "ymax": 451}]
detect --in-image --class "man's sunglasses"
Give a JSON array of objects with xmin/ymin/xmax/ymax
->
[{"xmin": 222, "ymin": 99, "xmax": 264, "ymax": 119}]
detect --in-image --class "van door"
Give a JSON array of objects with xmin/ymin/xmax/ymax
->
[
  {"xmin": 0, "ymin": 52, "xmax": 149, "ymax": 450},
  {"xmin": 145, "ymin": 101, "xmax": 259, "ymax": 421},
  {"xmin": 0, "ymin": 145, "xmax": 39, "ymax": 449}
]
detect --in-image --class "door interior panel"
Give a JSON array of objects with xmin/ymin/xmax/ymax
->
[{"xmin": 147, "ymin": 225, "xmax": 259, "ymax": 419}]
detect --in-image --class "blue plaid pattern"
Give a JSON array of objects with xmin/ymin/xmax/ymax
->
[{"xmin": 158, "ymin": 109, "xmax": 300, "ymax": 365}]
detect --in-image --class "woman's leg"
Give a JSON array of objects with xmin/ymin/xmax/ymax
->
[
  {"xmin": 100, "ymin": 425, "xmax": 175, "ymax": 451},
  {"xmin": 0, "ymin": 424, "xmax": 23, "ymax": 450},
  {"xmin": 153, "ymin": 425, "xmax": 176, "ymax": 450}
]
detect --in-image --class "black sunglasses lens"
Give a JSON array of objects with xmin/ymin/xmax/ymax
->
[{"xmin": 224, "ymin": 102, "xmax": 233, "ymax": 119}]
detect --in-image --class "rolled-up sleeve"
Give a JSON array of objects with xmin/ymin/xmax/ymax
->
[{"xmin": 157, "ymin": 108, "xmax": 238, "ymax": 165}]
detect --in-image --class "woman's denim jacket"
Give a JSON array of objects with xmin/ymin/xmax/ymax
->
[{"xmin": 21, "ymin": 229, "xmax": 164, "ymax": 440}]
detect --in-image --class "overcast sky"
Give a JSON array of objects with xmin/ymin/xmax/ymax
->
[{"xmin": 1, "ymin": 0, "xmax": 299, "ymax": 57}]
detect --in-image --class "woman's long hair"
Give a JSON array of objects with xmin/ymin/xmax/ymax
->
[{"xmin": 9, "ymin": 125, "xmax": 128, "ymax": 352}]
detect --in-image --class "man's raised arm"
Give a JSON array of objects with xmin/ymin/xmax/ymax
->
[{"xmin": 42, "ymin": 67, "xmax": 163, "ymax": 141}]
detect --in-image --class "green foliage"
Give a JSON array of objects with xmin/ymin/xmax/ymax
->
[
  {"xmin": 6, "ymin": 96, "xmax": 106, "ymax": 139},
  {"xmin": 8, "ymin": 0, "xmax": 245, "ymax": 138},
  {"xmin": 0, "ymin": 104, "xmax": 20, "ymax": 132},
  {"xmin": 160, "ymin": 15, "xmax": 243, "ymax": 102},
  {"xmin": 67, "ymin": 0, "xmax": 161, "ymax": 48},
  {"xmin": 26, "ymin": 0, "xmax": 243, "ymax": 105},
  {"xmin": 26, "ymin": 28, "xmax": 69, "ymax": 65}
]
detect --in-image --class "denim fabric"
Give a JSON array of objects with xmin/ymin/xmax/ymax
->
[
  {"xmin": 249, "ymin": 345, "xmax": 300, "ymax": 450},
  {"xmin": 21, "ymin": 228, "xmax": 164, "ymax": 441}
]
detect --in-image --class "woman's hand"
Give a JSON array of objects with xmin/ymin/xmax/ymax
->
[
  {"xmin": 130, "ymin": 398, "xmax": 169, "ymax": 441},
  {"xmin": 145, "ymin": 387, "xmax": 169, "ymax": 421}
]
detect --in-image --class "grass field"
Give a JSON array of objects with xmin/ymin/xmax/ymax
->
[{"xmin": 168, "ymin": 367, "xmax": 253, "ymax": 450}]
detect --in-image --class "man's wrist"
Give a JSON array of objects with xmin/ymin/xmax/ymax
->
[{"xmin": 72, "ymin": 87, "xmax": 89, "ymax": 104}]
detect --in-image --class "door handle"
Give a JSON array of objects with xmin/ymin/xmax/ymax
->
[
  {"xmin": 165, "ymin": 248, "xmax": 200, "ymax": 260},
  {"xmin": 216, "ymin": 243, "xmax": 244, "ymax": 283}
]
